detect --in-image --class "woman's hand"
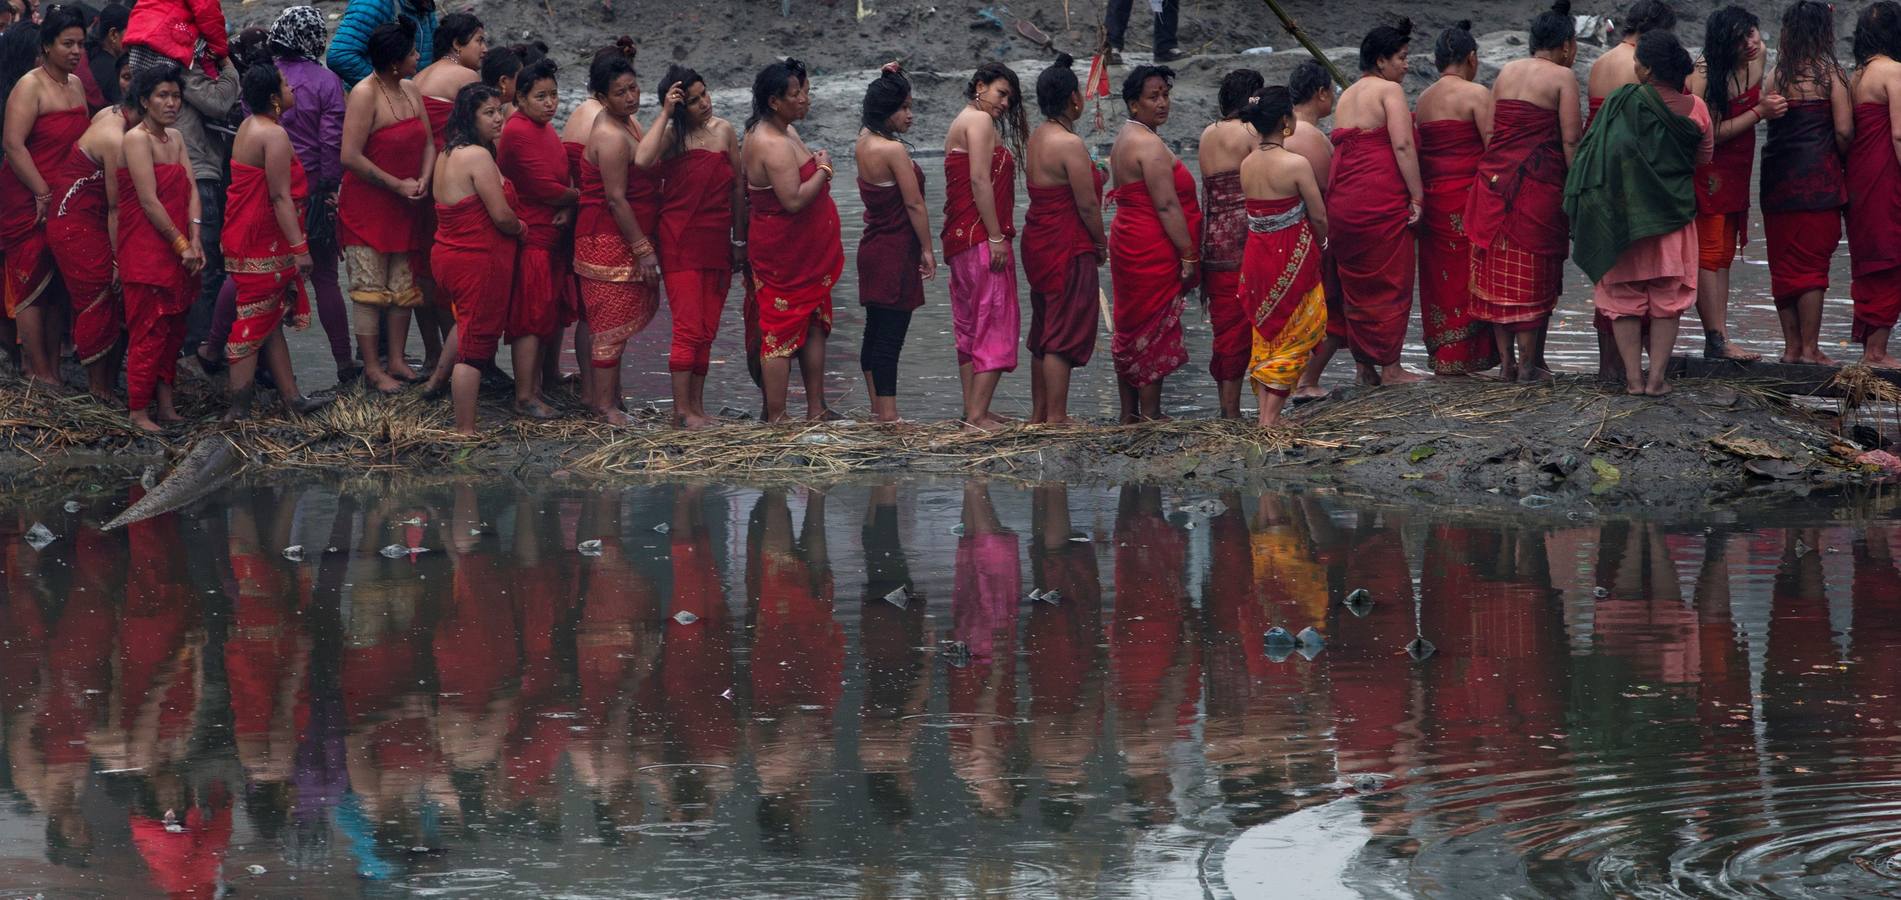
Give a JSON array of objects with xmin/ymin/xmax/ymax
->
[
  {"xmin": 1179, "ymin": 256, "xmax": 1198, "ymax": 283},
  {"xmin": 637, "ymin": 249, "xmax": 660, "ymax": 284},
  {"xmin": 182, "ymin": 242, "xmax": 206, "ymax": 274},
  {"xmin": 294, "ymin": 251, "xmax": 314, "ymax": 275},
  {"xmin": 812, "ymin": 149, "xmax": 833, "ymax": 176},
  {"xmin": 919, "ymin": 247, "xmax": 937, "ymax": 280},
  {"xmin": 394, "ymin": 176, "xmax": 423, "ymax": 199},
  {"xmin": 1758, "ymin": 92, "xmax": 1790, "ymax": 121},
  {"xmin": 987, "ymin": 239, "xmax": 1010, "ymax": 273},
  {"xmin": 1406, "ymin": 199, "xmax": 1422, "ymax": 227},
  {"xmin": 662, "ymin": 84, "xmax": 685, "ymax": 115}
]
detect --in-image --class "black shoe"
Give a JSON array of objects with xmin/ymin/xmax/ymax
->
[
  {"xmin": 1156, "ymin": 46, "xmax": 1190, "ymax": 62},
  {"xmin": 1105, "ymin": 46, "xmax": 1123, "ymax": 65}
]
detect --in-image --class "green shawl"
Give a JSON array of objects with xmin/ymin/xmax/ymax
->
[{"xmin": 1562, "ymin": 83, "xmax": 1704, "ymax": 283}]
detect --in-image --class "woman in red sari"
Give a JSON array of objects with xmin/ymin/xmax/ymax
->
[
  {"xmin": 1238, "ymin": 87, "xmax": 1330, "ymax": 427},
  {"xmin": 1, "ymin": 7, "xmax": 91, "ymax": 386},
  {"xmin": 1328, "ymin": 19, "xmax": 1424, "ymax": 386},
  {"xmin": 111, "ymin": 64, "xmax": 204, "ymax": 433},
  {"xmin": 410, "ymin": 12, "xmax": 486, "ymax": 372},
  {"xmin": 743, "ymin": 58, "xmax": 845, "ymax": 422},
  {"xmin": 47, "ymin": 100, "xmax": 136, "ymax": 403},
  {"xmin": 551, "ymin": 39, "xmax": 636, "ymax": 401},
  {"xmin": 853, "ymin": 64, "xmax": 933, "ymax": 423},
  {"xmin": 942, "ymin": 61, "xmax": 1028, "ymax": 431},
  {"xmin": 1199, "ymin": 69, "xmax": 1266, "ymax": 417},
  {"xmin": 1761, "ymin": 1, "xmax": 1852, "ymax": 366},
  {"xmin": 1023, "ymin": 56, "xmax": 1106, "ymax": 425},
  {"xmin": 1848, "ymin": 3, "xmax": 1901, "ymax": 369},
  {"xmin": 431, "ymin": 84, "xmax": 522, "ymax": 436},
  {"xmin": 1412, "ymin": 22, "xmax": 1498, "ymax": 376},
  {"xmin": 1688, "ymin": 6, "xmax": 1782, "ymax": 362},
  {"xmin": 338, "ymin": 21, "xmax": 434, "ymax": 393},
  {"xmin": 636, "ymin": 63, "xmax": 745, "ymax": 429},
  {"xmin": 1108, "ymin": 65, "xmax": 1201, "ymax": 423},
  {"xmin": 495, "ymin": 58, "xmax": 573, "ymax": 418},
  {"xmin": 573, "ymin": 55, "xmax": 660, "ymax": 424},
  {"xmin": 221, "ymin": 61, "xmax": 329, "ymax": 421}
]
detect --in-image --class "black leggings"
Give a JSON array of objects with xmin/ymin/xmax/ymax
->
[{"xmin": 860, "ymin": 306, "xmax": 913, "ymax": 397}]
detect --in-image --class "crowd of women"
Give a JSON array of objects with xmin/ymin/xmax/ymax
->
[{"xmin": 4, "ymin": 0, "xmax": 1901, "ymax": 435}]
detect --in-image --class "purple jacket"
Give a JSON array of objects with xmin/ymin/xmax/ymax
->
[{"xmin": 277, "ymin": 57, "xmax": 344, "ymax": 187}]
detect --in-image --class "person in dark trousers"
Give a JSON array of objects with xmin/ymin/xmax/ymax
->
[{"xmin": 1104, "ymin": 0, "xmax": 1186, "ymax": 63}]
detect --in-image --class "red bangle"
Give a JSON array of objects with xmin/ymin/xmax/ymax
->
[{"xmin": 288, "ymin": 241, "xmax": 309, "ymax": 256}]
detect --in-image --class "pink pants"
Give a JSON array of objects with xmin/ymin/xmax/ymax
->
[{"xmin": 947, "ymin": 242, "xmax": 1019, "ymax": 374}]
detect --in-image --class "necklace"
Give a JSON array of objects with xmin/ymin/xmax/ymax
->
[
  {"xmin": 142, "ymin": 120, "xmax": 170, "ymax": 143},
  {"xmin": 375, "ymin": 74, "xmax": 413, "ymax": 120},
  {"xmin": 1126, "ymin": 118, "xmax": 1157, "ymax": 135}
]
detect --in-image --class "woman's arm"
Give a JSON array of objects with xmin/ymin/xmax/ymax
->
[
  {"xmin": 1298, "ymin": 164, "xmax": 1328, "ymax": 246},
  {"xmin": 1473, "ymin": 86, "xmax": 1495, "ymax": 147},
  {"xmin": 3, "ymin": 81, "xmax": 51, "ymax": 221},
  {"xmin": 1137, "ymin": 137, "xmax": 1193, "ymax": 280},
  {"xmin": 1381, "ymin": 85, "xmax": 1423, "ymax": 224},
  {"xmin": 103, "ymin": 141, "xmax": 121, "ymax": 272},
  {"xmin": 1062, "ymin": 135, "xmax": 1107, "ymax": 256},
  {"xmin": 467, "ymin": 152, "xmax": 523, "ymax": 236},
  {"xmin": 890, "ymin": 143, "xmax": 935, "ymax": 278},
  {"xmin": 766, "ymin": 137, "xmax": 830, "ymax": 213},
  {"xmin": 965, "ymin": 119, "xmax": 1009, "ymax": 272},
  {"xmin": 596, "ymin": 128, "xmax": 657, "ymax": 282},
  {"xmin": 410, "ymin": 83, "xmax": 434, "ymax": 199},
  {"xmin": 1558, "ymin": 79, "xmax": 1583, "ymax": 166},
  {"xmin": 263, "ymin": 127, "xmax": 311, "ymax": 271},
  {"xmin": 727, "ymin": 122, "xmax": 747, "ymax": 269},
  {"xmin": 340, "ymin": 84, "xmax": 408, "ymax": 194},
  {"xmin": 1831, "ymin": 70, "xmax": 1855, "ymax": 156},
  {"xmin": 181, "ymin": 136, "xmax": 204, "ymax": 272},
  {"xmin": 632, "ymin": 87, "xmax": 679, "ymax": 170}
]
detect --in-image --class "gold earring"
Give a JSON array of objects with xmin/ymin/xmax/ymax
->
[{"xmin": 1283, "ymin": 126, "xmax": 1293, "ymax": 136}]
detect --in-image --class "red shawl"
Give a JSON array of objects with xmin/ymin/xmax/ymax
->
[
  {"xmin": 1, "ymin": 106, "xmax": 89, "ymax": 314},
  {"xmin": 1239, "ymin": 196, "xmax": 1321, "ymax": 342},
  {"xmin": 1327, "ymin": 127, "xmax": 1415, "ymax": 368},
  {"xmin": 1022, "ymin": 167, "xmax": 1104, "ymax": 295},
  {"xmin": 1846, "ymin": 103, "xmax": 1901, "ymax": 279},
  {"xmin": 1417, "ymin": 119, "xmax": 1497, "ymax": 375},
  {"xmin": 1695, "ymin": 84, "xmax": 1759, "ymax": 216},
  {"xmin": 116, "ymin": 161, "xmax": 195, "ymax": 294},
  {"xmin": 46, "ymin": 143, "xmax": 117, "ymax": 361},
  {"xmin": 338, "ymin": 116, "xmax": 427, "ymax": 253},
  {"xmin": 1199, "ymin": 169, "xmax": 1246, "ymax": 270},
  {"xmin": 1108, "ymin": 160, "xmax": 1202, "ymax": 387},
  {"xmin": 658, "ymin": 147, "xmax": 735, "ymax": 272},
  {"xmin": 498, "ymin": 114, "xmax": 572, "ymax": 338},
  {"xmin": 747, "ymin": 157, "xmax": 844, "ymax": 359},
  {"xmin": 1465, "ymin": 100, "xmax": 1569, "ymax": 256},
  {"xmin": 432, "ymin": 181, "xmax": 520, "ymax": 362},
  {"xmin": 941, "ymin": 144, "xmax": 1016, "ymax": 259},
  {"xmin": 857, "ymin": 161, "xmax": 926, "ymax": 311}
]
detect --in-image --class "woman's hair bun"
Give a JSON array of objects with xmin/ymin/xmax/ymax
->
[
  {"xmin": 1396, "ymin": 17, "xmax": 1414, "ymax": 37},
  {"xmin": 1551, "ymin": 0, "xmax": 1571, "ymax": 16},
  {"xmin": 1455, "ymin": 19, "xmax": 1472, "ymax": 31},
  {"xmin": 1052, "ymin": 52, "xmax": 1074, "ymax": 69}
]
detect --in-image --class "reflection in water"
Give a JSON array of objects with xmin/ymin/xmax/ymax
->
[{"xmin": 1, "ymin": 481, "xmax": 1898, "ymax": 897}]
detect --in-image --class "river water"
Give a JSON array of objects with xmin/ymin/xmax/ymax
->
[
  {"xmin": 278, "ymin": 157, "xmax": 1858, "ymax": 422},
  {"xmin": 2, "ymin": 479, "xmax": 1898, "ymax": 897}
]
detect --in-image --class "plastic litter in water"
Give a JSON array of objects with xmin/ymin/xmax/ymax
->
[
  {"xmin": 1296, "ymin": 627, "xmax": 1325, "ymax": 652},
  {"xmin": 247, "ymin": 865, "xmax": 267, "ymax": 876},
  {"xmin": 379, "ymin": 544, "xmax": 429, "ymax": 558},
  {"xmin": 883, "ymin": 585, "xmax": 909, "ymax": 608},
  {"xmin": 282, "ymin": 545, "xmax": 305, "ymax": 562},
  {"xmin": 577, "ymin": 539, "xmax": 603, "ymax": 556},
  {"xmin": 1344, "ymin": 588, "xmax": 1374, "ymax": 616},
  {"xmin": 951, "ymin": 523, "xmax": 966, "ymax": 535},
  {"xmin": 25, "ymin": 523, "xmax": 55, "ymax": 550},
  {"xmin": 653, "ymin": 523, "xmax": 671, "ymax": 534},
  {"xmin": 672, "ymin": 610, "xmax": 700, "ymax": 625},
  {"xmin": 63, "ymin": 500, "xmax": 81, "ymax": 513},
  {"xmin": 1519, "ymin": 494, "xmax": 1556, "ymax": 509},
  {"xmin": 1180, "ymin": 499, "xmax": 1228, "ymax": 518},
  {"xmin": 1242, "ymin": 45, "xmax": 1274, "ymax": 55},
  {"xmin": 1406, "ymin": 637, "xmax": 1437, "ymax": 661}
]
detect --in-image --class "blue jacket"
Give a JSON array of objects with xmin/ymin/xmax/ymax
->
[{"xmin": 326, "ymin": 0, "xmax": 437, "ymax": 88}]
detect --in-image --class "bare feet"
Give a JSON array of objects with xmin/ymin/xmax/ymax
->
[
  {"xmin": 420, "ymin": 377, "xmax": 450, "ymax": 401},
  {"xmin": 1291, "ymin": 385, "xmax": 1330, "ymax": 401},
  {"xmin": 810, "ymin": 407, "xmax": 848, "ymax": 423},
  {"xmin": 388, "ymin": 362, "xmax": 422, "ymax": 383},
  {"xmin": 671, "ymin": 412, "xmax": 719, "ymax": 430},
  {"xmin": 128, "ymin": 411, "xmax": 164, "ymax": 433},
  {"xmin": 1379, "ymin": 365, "xmax": 1425, "ymax": 385},
  {"xmin": 1803, "ymin": 349, "xmax": 1838, "ymax": 366},
  {"xmin": 1863, "ymin": 353, "xmax": 1901, "ymax": 370},
  {"xmin": 977, "ymin": 412, "xmax": 1016, "ymax": 427},
  {"xmin": 1042, "ymin": 415, "xmax": 1082, "ymax": 426},
  {"xmin": 1647, "ymin": 380, "xmax": 1673, "ymax": 397},
  {"xmin": 961, "ymin": 417, "xmax": 1006, "ymax": 433},
  {"xmin": 594, "ymin": 406, "xmax": 632, "ymax": 426},
  {"xmin": 1780, "ymin": 349, "xmax": 1802, "ymax": 365},
  {"xmin": 88, "ymin": 388, "xmax": 122, "ymax": 406},
  {"xmin": 366, "ymin": 371, "xmax": 406, "ymax": 394},
  {"xmin": 1704, "ymin": 331, "xmax": 1762, "ymax": 362},
  {"xmin": 155, "ymin": 407, "xmax": 185, "ymax": 425},
  {"xmin": 1516, "ymin": 366, "xmax": 1553, "ymax": 383},
  {"xmin": 516, "ymin": 399, "xmax": 560, "ymax": 420},
  {"xmin": 1355, "ymin": 363, "xmax": 1381, "ymax": 387}
]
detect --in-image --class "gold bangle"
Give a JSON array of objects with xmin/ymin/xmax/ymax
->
[
  {"xmin": 171, "ymin": 235, "xmax": 191, "ymax": 256},
  {"xmin": 816, "ymin": 163, "xmax": 834, "ymax": 179}
]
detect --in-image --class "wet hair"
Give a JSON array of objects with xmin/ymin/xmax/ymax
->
[
  {"xmin": 432, "ymin": 12, "xmax": 482, "ymax": 61},
  {"xmin": 862, "ymin": 63, "xmax": 912, "ymax": 139},
  {"xmin": 1701, "ymin": 6, "xmax": 1758, "ymax": 118},
  {"xmin": 1855, "ymin": 1, "xmax": 1901, "ymax": 67},
  {"xmin": 587, "ymin": 53, "xmax": 634, "ymax": 98},
  {"xmin": 511, "ymin": 41, "xmax": 549, "ymax": 67},
  {"xmin": 443, "ymin": 82, "xmax": 501, "ymax": 152},
  {"xmin": 1122, "ymin": 63, "xmax": 1175, "ymax": 107},
  {"xmin": 1530, "ymin": 0, "xmax": 1576, "ymax": 52},
  {"xmin": 1288, "ymin": 59, "xmax": 1332, "ymax": 104},
  {"xmin": 37, "ymin": 4, "xmax": 84, "ymax": 49},
  {"xmin": 124, "ymin": 61, "xmax": 183, "ymax": 115},
  {"xmin": 517, "ymin": 57, "xmax": 558, "ymax": 95},
  {"xmin": 1434, "ymin": 20, "xmax": 1476, "ymax": 70},
  {"xmin": 479, "ymin": 44, "xmax": 520, "ymax": 90},
  {"xmin": 1035, "ymin": 52, "xmax": 1079, "ymax": 121},
  {"xmin": 593, "ymin": 36, "xmax": 636, "ymax": 67},
  {"xmin": 1637, "ymin": 30, "xmax": 1693, "ymax": 91},
  {"xmin": 1358, "ymin": 18, "xmax": 1413, "ymax": 73},
  {"xmin": 1238, "ymin": 85, "xmax": 1293, "ymax": 141},
  {"xmin": 1777, "ymin": 1, "xmax": 1841, "ymax": 94},
  {"xmin": 240, "ymin": 56, "xmax": 284, "ymax": 114},
  {"xmin": 967, "ymin": 61, "xmax": 1029, "ymax": 162},
  {"xmin": 659, "ymin": 63, "xmax": 705, "ymax": 157},
  {"xmin": 1623, "ymin": 0, "xmax": 1677, "ymax": 36},
  {"xmin": 1217, "ymin": 68, "xmax": 1265, "ymax": 118},
  {"xmin": 747, "ymin": 57, "xmax": 807, "ymax": 131},
  {"xmin": 365, "ymin": 20, "xmax": 416, "ymax": 74}
]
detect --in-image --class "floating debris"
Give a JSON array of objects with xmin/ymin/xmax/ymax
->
[
  {"xmin": 246, "ymin": 865, "xmax": 267, "ymax": 876},
  {"xmin": 1036, "ymin": 589, "xmax": 1062, "ymax": 605},
  {"xmin": 653, "ymin": 522, "xmax": 671, "ymax": 534},
  {"xmin": 950, "ymin": 523, "xmax": 966, "ymax": 536},
  {"xmin": 1067, "ymin": 535, "xmax": 1091, "ymax": 543},
  {"xmin": 1180, "ymin": 498, "xmax": 1228, "ymax": 518},
  {"xmin": 1343, "ymin": 588, "xmax": 1374, "ymax": 617},
  {"xmin": 398, "ymin": 517, "xmax": 424, "ymax": 526},
  {"xmin": 1406, "ymin": 637, "xmax": 1436, "ymax": 661},
  {"xmin": 577, "ymin": 539, "xmax": 603, "ymax": 556},
  {"xmin": 380, "ymin": 544, "xmax": 429, "ymax": 558},
  {"xmin": 1348, "ymin": 773, "xmax": 1394, "ymax": 793},
  {"xmin": 62, "ymin": 500, "xmax": 80, "ymax": 513},
  {"xmin": 1263, "ymin": 627, "xmax": 1296, "ymax": 663},
  {"xmin": 672, "ymin": 610, "xmax": 700, "ymax": 625},
  {"xmin": 25, "ymin": 522, "xmax": 55, "ymax": 550},
  {"xmin": 882, "ymin": 585, "xmax": 910, "ymax": 608},
  {"xmin": 1593, "ymin": 586, "xmax": 1609, "ymax": 598},
  {"xmin": 282, "ymin": 545, "xmax": 305, "ymax": 562},
  {"xmin": 1296, "ymin": 627, "xmax": 1325, "ymax": 657},
  {"xmin": 941, "ymin": 640, "xmax": 971, "ymax": 668}
]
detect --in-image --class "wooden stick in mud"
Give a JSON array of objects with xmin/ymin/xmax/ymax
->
[{"xmin": 1257, "ymin": 0, "xmax": 1348, "ymax": 87}]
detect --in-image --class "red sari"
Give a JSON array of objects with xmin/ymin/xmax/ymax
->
[
  {"xmin": 0, "ymin": 106, "xmax": 89, "ymax": 316},
  {"xmin": 222, "ymin": 159, "xmax": 311, "ymax": 362},
  {"xmin": 338, "ymin": 116, "xmax": 426, "ymax": 253},
  {"xmin": 1847, "ymin": 103, "xmax": 1901, "ymax": 343},
  {"xmin": 498, "ymin": 114, "xmax": 572, "ymax": 341},
  {"xmin": 747, "ymin": 157, "xmax": 844, "ymax": 359},
  {"xmin": 1109, "ymin": 160, "xmax": 1202, "ymax": 387},
  {"xmin": 572, "ymin": 147, "xmax": 662, "ymax": 366},
  {"xmin": 857, "ymin": 161, "xmax": 926, "ymax": 311},
  {"xmin": 940, "ymin": 143, "xmax": 1017, "ymax": 255},
  {"xmin": 1760, "ymin": 99, "xmax": 1845, "ymax": 308},
  {"xmin": 45, "ymin": 141, "xmax": 119, "ymax": 363},
  {"xmin": 1238, "ymin": 195, "xmax": 1328, "ymax": 394},
  {"xmin": 1022, "ymin": 168, "xmax": 1104, "ymax": 365},
  {"xmin": 1416, "ymin": 119, "xmax": 1497, "ymax": 374},
  {"xmin": 432, "ymin": 180, "xmax": 521, "ymax": 363},
  {"xmin": 1327, "ymin": 127, "xmax": 1415, "ymax": 366},
  {"xmin": 1201, "ymin": 169, "xmax": 1249, "ymax": 381},
  {"xmin": 659, "ymin": 148, "xmax": 737, "ymax": 374},
  {"xmin": 1464, "ymin": 100, "xmax": 1570, "ymax": 330},
  {"xmin": 118, "ymin": 162, "xmax": 199, "ymax": 412}
]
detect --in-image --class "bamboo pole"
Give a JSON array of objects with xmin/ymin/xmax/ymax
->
[{"xmin": 1258, "ymin": 0, "xmax": 1349, "ymax": 87}]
